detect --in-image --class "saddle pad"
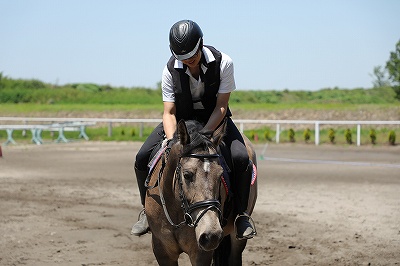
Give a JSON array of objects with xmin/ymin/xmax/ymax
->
[
  {"xmin": 147, "ymin": 145, "xmax": 167, "ymax": 175},
  {"xmin": 251, "ymin": 163, "xmax": 257, "ymax": 186},
  {"xmin": 219, "ymin": 156, "xmax": 231, "ymax": 197}
]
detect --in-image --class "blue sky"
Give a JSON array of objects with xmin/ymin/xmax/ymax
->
[{"xmin": 1, "ymin": 0, "xmax": 399, "ymax": 91}]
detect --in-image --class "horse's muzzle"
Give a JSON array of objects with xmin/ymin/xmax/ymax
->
[{"xmin": 198, "ymin": 224, "xmax": 223, "ymax": 251}]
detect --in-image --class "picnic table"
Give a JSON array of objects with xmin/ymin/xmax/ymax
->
[{"xmin": 0, "ymin": 121, "xmax": 96, "ymax": 145}]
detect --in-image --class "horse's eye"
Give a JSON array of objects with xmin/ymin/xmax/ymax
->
[{"xmin": 183, "ymin": 171, "xmax": 194, "ymax": 181}]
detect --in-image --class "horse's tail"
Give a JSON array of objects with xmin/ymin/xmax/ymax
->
[{"xmin": 212, "ymin": 235, "xmax": 231, "ymax": 266}]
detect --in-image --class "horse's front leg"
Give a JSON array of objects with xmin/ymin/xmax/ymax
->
[
  {"xmin": 228, "ymin": 234, "xmax": 247, "ymax": 266},
  {"xmin": 152, "ymin": 235, "xmax": 179, "ymax": 266}
]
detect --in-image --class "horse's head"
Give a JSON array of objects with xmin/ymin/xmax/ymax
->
[{"xmin": 172, "ymin": 119, "xmax": 226, "ymax": 251}]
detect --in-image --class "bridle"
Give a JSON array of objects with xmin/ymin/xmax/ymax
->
[
  {"xmin": 176, "ymin": 152, "xmax": 222, "ymax": 227},
  {"xmin": 157, "ymin": 146, "xmax": 223, "ymax": 229}
]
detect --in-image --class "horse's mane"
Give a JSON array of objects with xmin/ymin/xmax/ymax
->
[{"xmin": 172, "ymin": 120, "xmax": 215, "ymax": 156}]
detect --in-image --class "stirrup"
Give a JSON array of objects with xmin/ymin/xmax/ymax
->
[
  {"xmin": 234, "ymin": 212, "xmax": 257, "ymax": 240},
  {"xmin": 130, "ymin": 209, "xmax": 149, "ymax": 236}
]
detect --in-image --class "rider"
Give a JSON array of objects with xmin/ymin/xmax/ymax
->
[{"xmin": 131, "ymin": 19, "xmax": 256, "ymax": 240}]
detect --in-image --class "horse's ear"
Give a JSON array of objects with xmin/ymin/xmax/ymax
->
[
  {"xmin": 177, "ymin": 120, "xmax": 190, "ymax": 146},
  {"xmin": 211, "ymin": 117, "xmax": 227, "ymax": 146}
]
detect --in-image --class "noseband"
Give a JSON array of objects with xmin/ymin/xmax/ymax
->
[{"xmin": 157, "ymin": 147, "xmax": 223, "ymax": 229}]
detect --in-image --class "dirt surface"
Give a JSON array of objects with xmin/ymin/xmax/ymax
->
[{"xmin": 1, "ymin": 141, "xmax": 399, "ymax": 266}]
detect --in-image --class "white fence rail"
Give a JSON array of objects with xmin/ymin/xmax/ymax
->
[
  {"xmin": 1, "ymin": 117, "xmax": 399, "ymax": 146},
  {"xmin": 234, "ymin": 119, "xmax": 400, "ymax": 146}
]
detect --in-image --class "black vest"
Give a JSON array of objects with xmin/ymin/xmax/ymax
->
[{"xmin": 167, "ymin": 45, "xmax": 232, "ymax": 124}]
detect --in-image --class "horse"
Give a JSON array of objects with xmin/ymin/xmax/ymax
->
[{"xmin": 144, "ymin": 119, "xmax": 258, "ymax": 266}]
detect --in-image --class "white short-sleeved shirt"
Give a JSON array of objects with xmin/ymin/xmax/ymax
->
[{"xmin": 162, "ymin": 46, "xmax": 236, "ymax": 110}]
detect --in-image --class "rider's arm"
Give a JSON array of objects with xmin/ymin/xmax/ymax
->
[
  {"xmin": 163, "ymin": 102, "xmax": 177, "ymax": 139},
  {"xmin": 202, "ymin": 92, "xmax": 230, "ymax": 132},
  {"xmin": 202, "ymin": 52, "xmax": 235, "ymax": 132},
  {"xmin": 161, "ymin": 65, "xmax": 178, "ymax": 139}
]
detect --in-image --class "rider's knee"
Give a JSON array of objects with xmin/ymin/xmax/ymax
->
[
  {"xmin": 230, "ymin": 140, "xmax": 250, "ymax": 173},
  {"xmin": 135, "ymin": 151, "xmax": 149, "ymax": 172}
]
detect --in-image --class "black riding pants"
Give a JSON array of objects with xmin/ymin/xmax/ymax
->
[{"xmin": 134, "ymin": 118, "xmax": 249, "ymax": 175}]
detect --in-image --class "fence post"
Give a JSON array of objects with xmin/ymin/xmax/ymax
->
[
  {"xmin": 139, "ymin": 122, "xmax": 143, "ymax": 138},
  {"xmin": 22, "ymin": 120, "xmax": 27, "ymax": 137},
  {"xmin": 239, "ymin": 122, "xmax": 244, "ymax": 133},
  {"xmin": 276, "ymin": 124, "xmax": 280, "ymax": 144},
  {"xmin": 315, "ymin": 122, "xmax": 320, "ymax": 145},
  {"xmin": 357, "ymin": 124, "xmax": 361, "ymax": 146},
  {"xmin": 108, "ymin": 122, "xmax": 112, "ymax": 137}
]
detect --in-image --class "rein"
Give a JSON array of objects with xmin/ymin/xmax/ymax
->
[{"xmin": 156, "ymin": 146, "xmax": 223, "ymax": 229}]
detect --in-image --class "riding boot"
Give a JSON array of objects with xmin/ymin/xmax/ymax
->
[
  {"xmin": 131, "ymin": 166, "xmax": 150, "ymax": 236},
  {"xmin": 234, "ymin": 161, "xmax": 256, "ymax": 240}
]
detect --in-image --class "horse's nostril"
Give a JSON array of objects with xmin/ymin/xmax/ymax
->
[
  {"xmin": 199, "ymin": 233, "xmax": 209, "ymax": 246},
  {"xmin": 199, "ymin": 231, "xmax": 223, "ymax": 251}
]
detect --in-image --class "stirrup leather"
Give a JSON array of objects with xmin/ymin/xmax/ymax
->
[{"xmin": 137, "ymin": 208, "xmax": 146, "ymax": 220}]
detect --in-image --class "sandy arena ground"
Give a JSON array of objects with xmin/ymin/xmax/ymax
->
[{"xmin": 0, "ymin": 141, "xmax": 399, "ymax": 266}]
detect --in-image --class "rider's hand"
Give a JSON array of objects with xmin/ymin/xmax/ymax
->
[{"xmin": 162, "ymin": 138, "xmax": 172, "ymax": 148}]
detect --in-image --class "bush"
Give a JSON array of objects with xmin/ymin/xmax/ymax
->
[
  {"xmin": 250, "ymin": 130, "xmax": 255, "ymax": 141},
  {"xmin": 345, "ymin": 129, "xmax": 353, "ymax": 144},
  {"xmin": 263, "ymin": 129, "xmax": 272, "ymax": 141},
  {"xmin": 288, "ymin": 128, "xmax": 295, "ymax": 142},
  {"xmin": 131, "ymin": 128, "xmax": 136, "ymax": 137},
  {"xmin": 328, "ymin": 128, "xmax": 335, "ymax": 144},
  {"xmin": 369, "ymin": 129, "xmax": 377, "ymax": 144},
  {"xmin": 388, "ymin": 130, "xmax": 396, "ymax": 145},
  {"xmin": 303, "ymin": 128, "xmax": 311, "ymax": 143}
]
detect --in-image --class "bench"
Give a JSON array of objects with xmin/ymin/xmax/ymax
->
[{"xmin": 0, "ymin": 122, "xmax": 96, "ymax": 145}]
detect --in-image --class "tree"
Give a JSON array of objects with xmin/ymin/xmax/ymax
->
[
  {"xmin": 386, "ymin": 39, "xmax": 400, "ymax": 99},
  {"xmin": 369, "ymin": 65, "xmax": 390, "ymax": 88}
]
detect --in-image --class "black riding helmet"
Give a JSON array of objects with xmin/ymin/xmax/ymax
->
[{"xmin": 169, "ymin": 20, "xmax": 203, "ymax": 61}]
